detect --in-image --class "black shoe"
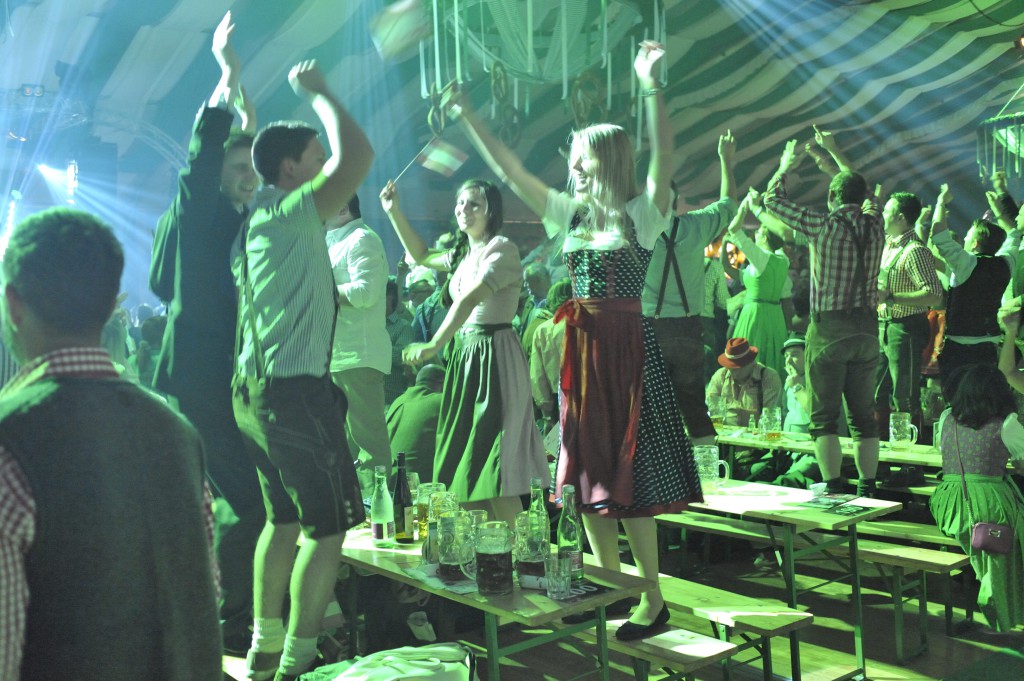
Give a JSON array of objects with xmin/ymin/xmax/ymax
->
[
  {"xmin": 561, "ymin": 597, "xmax": 636, "ymax": 624},
  {"xmin": 614, "ymin": 603, "xmax": 670, "ymax": 641},
  {"xmin": 880, "ymin": 466, "xmax": 925, "ymax": 488}
]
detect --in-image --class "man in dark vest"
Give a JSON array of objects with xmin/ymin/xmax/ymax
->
[
  {"xmin": 0, "ymin": 208, "xmax": 221, "ymax": 680},
  {"xmin": 148, "ymin": 13, "xmax": 264, "ymax": 653},
  {"xmin": 930, "ymin": 183, "xmax": 1021, "ymax": 378}
]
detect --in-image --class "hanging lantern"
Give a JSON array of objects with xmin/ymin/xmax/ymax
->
[{"xmin": 978, "ymin": 113, "xmax": 1024, "ymax": 180}]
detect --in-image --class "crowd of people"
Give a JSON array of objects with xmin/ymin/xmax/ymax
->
[{"xmin": 2, "ymin": 12, "xmax": 1024, "ymax": 681}]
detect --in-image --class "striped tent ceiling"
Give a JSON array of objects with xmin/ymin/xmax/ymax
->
[{"xmin": 2, "ymin": 0, "xmax": 1024, "ymax": 299}]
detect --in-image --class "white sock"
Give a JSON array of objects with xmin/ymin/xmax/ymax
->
[
  {"xmin": 251, "ymin": 618, "xmax": 285, "ymax": 653},
  {"xmin": 280, "ymin": 634, "xmax": 318, "ymax": 674}
]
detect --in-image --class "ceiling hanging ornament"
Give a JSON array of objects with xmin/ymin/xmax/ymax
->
[
  {"xmin": 416, "ymin": 0, "xmax": 645, "ymax": 104},
  {"xmin": 978, "ymin": 78, "xmax": 1024, "ymax": 180}
]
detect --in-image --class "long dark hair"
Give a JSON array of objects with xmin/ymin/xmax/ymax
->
[
  {"xmin": 442, "ymin": 179, "xmax": 503, "ymax": 307},
  {"xmin": 944, "ymin": 364, "xmax": 1016, "ymax": 430}
]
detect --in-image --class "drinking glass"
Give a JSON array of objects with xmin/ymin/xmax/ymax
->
[
  {"xmin": 889, "ymin": 412, "xmax": 918, "ymax": 450},
  {"xmin": 763, "ymin": 407, "xmax": 783, "ymax": 442},
  {"xmin": 544, "ymin": 554, "xmax": 573, "ymax": 600},
  {"xmin": 708, "ymin": 396, "xmax": 725, "ymax": 428},
  {"xmin": 694, "ymin": 444, "xmax": 731, "ymax": 494}
]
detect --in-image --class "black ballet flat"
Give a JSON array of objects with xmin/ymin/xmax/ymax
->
[
  {"xmin": 614, "ymin": 603, "xmax": 670, "ymax": 641},
  {"xmin": 561, "ymin": 597, "xmax": 636, "ymax": 624}
]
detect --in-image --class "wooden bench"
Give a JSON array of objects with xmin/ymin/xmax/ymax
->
[
  {"xmin": 584, "ymin": 555, "xmax": 812, "ymax": 681},
  {"xmin": 877, "ymin": 472, "xmax": 940, "ymax": 499},
  {"xmin": 563, "ymin": 617, "xmax": 738, "ymax": 681},
  {"xmin": 658, "ymin": 511, "xmax": 971, "ymax": 665},
  {"xmin": 856, "ymin": 519, "xmax": 961, "ymax": 549}
]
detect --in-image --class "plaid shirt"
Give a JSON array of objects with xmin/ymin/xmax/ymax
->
[
  {"xmin": 765, "ymin": 173, "xmax": 884, "ymax": 313},
  {"xmin": 878, "ymin": 230, "xmax": 943, "ymax": 320},
  {"xmin": 0, "ymin": 348, "xmax": 217, "ymax": 681}
]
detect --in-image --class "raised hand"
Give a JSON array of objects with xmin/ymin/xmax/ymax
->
[
  {"xmin": 992, "ymin": 170, "xmax": 1009, "ymax": 195},
  {"xmin": 288, "ymin": 60, "xmax": 329, "ymax": 100},
  {"xmin": 812, "ymin": 124, "xmax": 837, "ymax": 154},
  {"xmin": 778, "ymin": 139, "xmax": 799, "ymax": 172},
  {"xmin": 718, "ymin": 129, "xmax": 735, "ymax": 164},
  {"xmin": 915, "ymin": 205, "xmax": 932, "ymax": 231},
  {"xmin": 633, "ymin": 40, "xmax": 665, "ymax": 86},
  {"xmin": 379, "ymin": 179, "xmax": 400, "ymax": 214},
  {"xmin": 211, "ymin": 12, "xmax": 239, "ymax": 74},
  {"xmin": 937, "ymin": 183, "xmax": 952, "ymax": 206}
]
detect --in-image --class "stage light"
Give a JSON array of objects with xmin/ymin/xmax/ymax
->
[
  {"xmin": 5, "ymin": 191, "xmax": 20, "ymax": 234},
  {"xmin": 66, "ymin": 160, "xmax": 78, "ymax": 204},
  {"xmin": 1016, "ymin": 34, "xmax": 1024, "ymax": 50},
  {"xmin": 20, "ymin": 83, "xmax": 44, "ymax": 97}
]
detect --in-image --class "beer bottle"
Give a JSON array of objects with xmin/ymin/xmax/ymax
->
[
  {"xmin": 370, "ymin": 465, "xmax": 394, "ymax": 547},
  {"xmin": 557, "ymin": 484, "xmax": 584, "ymax": 584},
  {"xmin": 393, "ymin": 453, "xmax": 415, "ymax": 544}
]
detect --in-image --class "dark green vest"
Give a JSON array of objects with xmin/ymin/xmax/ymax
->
[
  {"xmin": 0, "ymin": 377, "xmax": 222, "ymax": 681},
  {"xmin": 946, "ymin": 256, "xmax": 1011, "ymax": 338}
]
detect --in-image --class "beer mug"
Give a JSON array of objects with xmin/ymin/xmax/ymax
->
[
  {"xmin": 708, "ymin": 396, "xmax": 725, "ymax": 428},
  {"xmin": 461, "ymin": 521, "xmax": 514, "ymax": 596},
  {"xmin": 514, "ymin": 511, "xmax": 547, "ymax": 589},
  {"xmin": 694, "ymin": 444, "xmax": 731, "ymax": 494},
  {"xmin": 889, "ymin": 412, "xmax": 918, "ymax": 450},
  {"xmin": 437, "ymin": 514, "xmax": 472, "ymax": 582},
  {"xmin": 763, "ymin": 407, "xmax": 782, "ymax": 442}
]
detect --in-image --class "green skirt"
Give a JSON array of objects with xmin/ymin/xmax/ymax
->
[
  {"xmin": 930, "ymin": 474, "xmax": 1024, "ymax": 631},
  {"xmin": 433, "ymin": 325, "xmax": 548, "ymax": 502}
]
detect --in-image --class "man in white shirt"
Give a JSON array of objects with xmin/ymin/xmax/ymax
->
[{"xmin": 326, "ymin": 193, "xmax": 392, "ymax": 488}]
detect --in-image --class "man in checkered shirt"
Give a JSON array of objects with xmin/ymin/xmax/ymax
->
[
  {"xmin": 762, "ymin": 132, "xmax": 885, "ymax": 497},
  {"xmin": 875, "ymin": 192, "xmax": 944, "ymax": 426}
]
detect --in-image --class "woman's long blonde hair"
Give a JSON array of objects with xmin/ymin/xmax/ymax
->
[{"xmin": 567, "ymin": 124, "xmax": 638, "ymax": 233}]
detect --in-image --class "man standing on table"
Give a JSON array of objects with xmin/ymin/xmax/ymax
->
[
  {"xmin": 233, "ymin": 60, "xmax": 373, "ymax": 681},
  {"xmin": 642, "ymin": 132, "xmax": 738, "ymax": 446},
  {"xmin": 762, "ymin": 130, "xmax": 884, "ymax": 497},
  {"xmin": 148, "ymin": 13, "xmax": 264, "ymax": 653},
  {"xmin": 0, "ymin": 208, "xmax": 221, "ymax": 680},
  {"xmin": 875, "ymin": 191, "xmax": 943, "ymax": 431}
]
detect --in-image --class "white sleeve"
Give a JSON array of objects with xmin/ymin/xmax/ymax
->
[
  {"xmin": 1001, "ymin": 413, "xmax": 1024, "ymax": 461},
  {"xmin": 543, "ymin": 190, "xmax": 576, "ymax": 240}
]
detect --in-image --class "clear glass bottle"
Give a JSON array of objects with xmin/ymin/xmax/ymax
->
[
  {"xmin": 392, "ymin": 454, "xmax": 415, "ymax": 544},
  {"xmin": 369, "ymin": 465, "xmax": 394, "ymax": 547},
  {"xmin": 556, "ymin": 484, "xmax": 584, "ymax": 585},
  {"xmin": 527, "ymin": 477, "xmax": 550, "ymax": 555}
]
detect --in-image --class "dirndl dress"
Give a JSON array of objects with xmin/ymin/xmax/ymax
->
[
  {"xmin": 929, "ymin": 411, "xmax": 1024, "ymax": 631},
  {"xmin": 551, "ymin": 199, "xmax": 702, "ymax": 518},
  {"xmin": 432, "ymin": 236, "xmax": 549, "ymax": 501}
]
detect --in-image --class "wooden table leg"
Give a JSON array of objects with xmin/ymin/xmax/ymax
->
[{"xmin": 485, "ymin": 612, "xmax": 501, "ymax": 680}]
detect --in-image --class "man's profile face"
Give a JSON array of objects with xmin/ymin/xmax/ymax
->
[
  {"xmin": 290, "ymin": 137, "xmax": 327, "ymax": 185},
  {"xmin": 882, "ymin": 198, "xmax": 901, "ymax": 231},
  {"xmin": 220, "ymin": 145, "xmax": 257, "ymax": 209}
]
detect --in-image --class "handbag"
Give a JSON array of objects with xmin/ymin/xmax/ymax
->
[
  {"xmin": 302, "ymin": 643, "xmax": 478, "ymax": 681},
  {"xmin": 953, "ymin": 423, "xmax": 1014, "ymax": 555}
]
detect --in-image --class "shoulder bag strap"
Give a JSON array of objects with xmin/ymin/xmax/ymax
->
[{"xmin": 952, "ymin": 422, "xmax": 976, "ymax": 526}]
